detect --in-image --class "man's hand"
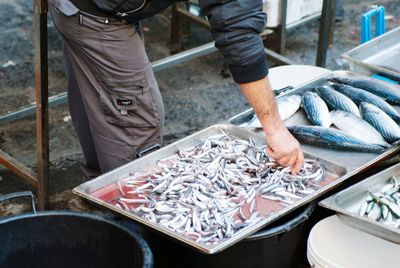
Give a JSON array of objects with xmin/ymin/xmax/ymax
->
[
  {"xmin": 239, "ymin": 76, "xmax": 304, "ymax": 174},
  {"xmin": 265, "ymin": 126, "xmax": 304, "ymax": 175}
]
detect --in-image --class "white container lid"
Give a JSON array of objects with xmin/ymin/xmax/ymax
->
[{"xmin": 307, "ymin": 215, "xmax": 400, "ymax": 268}]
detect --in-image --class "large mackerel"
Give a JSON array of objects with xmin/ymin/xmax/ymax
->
[
  {"xmin": 288, "ymin": 125, "xmax": 387, "ymax": 153},
  {"xmin": 331, "ymin": 83, "xmax": 400, "ymax": 123},
  {"xmin": 330, "ymin": 110, "xmax": 389, "ymax": 147},
  {"xmin": 360, "ymin": 102, "xmax": 400, "ymax": 144},
  {"xmin": 301, "ymin": 91, "xmax": 331, "ymax": 127},
  {"xmin": 277, "ymin": 94, "xmax": 302, "ymax": 121},
  {"xmin": 316, "ymin": 85, "xmax": 360, "ymax": 117},
  {"xmin": 331, "ymin": 77, "xmax": 400, "ymax": 104},
  {"xmin": 244, "ymin": 94, "xmax": 301, "ymax": 128}
]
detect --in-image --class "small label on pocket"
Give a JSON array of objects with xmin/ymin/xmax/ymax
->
[
  {"xmin": 112, "ymin": 95, "xmax": 137, "ymax": 116},
  {"xmin": 117, "ymin": 99, "xmax": 133, "ymax": 106}
]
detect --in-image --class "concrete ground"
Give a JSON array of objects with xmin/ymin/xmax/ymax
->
[{"xmin": 0, "ymin": 0, "xmax": 399, "ymax": 266}]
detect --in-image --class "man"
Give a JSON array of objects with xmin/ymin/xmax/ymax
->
[{"xmin": 48, "ymin": 0, "xmax": 304, "ymax": 179}]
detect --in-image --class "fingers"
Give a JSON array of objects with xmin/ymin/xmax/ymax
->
[
  {"xmin": 267, "ymin": 145, "xmax": 304, "ymax": 175},
  {"xmin": 266, "ymin": 146, "xmax": 275, "ymax": 156},
  {"xmin": 291, "ymin": 150, "xmax": 304, "ymax": 175},
  {"xmin": 265, "ymin": 127, "xmax": 304, "ymax": 174}
]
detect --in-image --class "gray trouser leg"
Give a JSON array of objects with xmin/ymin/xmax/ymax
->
[
  {"xmin": 63, "ymin": 46, "xmax": 101, "ymax": 178},
  {"xmin": 50, "ymin": 6, "xmax": 165, "ymax": 177}
]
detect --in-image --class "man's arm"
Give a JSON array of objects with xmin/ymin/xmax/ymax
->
[
  {"xmin": 198, "ymin": 0, "xmax": 304, "ymax": 173},
  {"xmin": 240, "ymin": 77, "xmax": 303, "ymax": 174},
  {"xmin": 198, "ymin": 0, "xmax": 268, "ymax": 84}
]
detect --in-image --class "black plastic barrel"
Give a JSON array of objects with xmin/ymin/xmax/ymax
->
[
  {"xmin": 140, "ymin": 202, "xmax": 316, "ymax": 268},
  {"xmin": 0, "ymin": 211, "xmax": 153, "ymax": 268}
]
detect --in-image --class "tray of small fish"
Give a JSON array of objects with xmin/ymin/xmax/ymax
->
[
  {"xmin": 341, "ymin": 26, "xmax": 400, "ymax": 81},
  {"xmin": 229, "ymin": 70, "xmax": 400, "ymax": 176},
  {"xmin": 73, "ymin": 124, "xmax": 347, "ymax": 254},
  {"xmin": 320, "ymin": 162, "xmax": 400, "ymax": 244}
]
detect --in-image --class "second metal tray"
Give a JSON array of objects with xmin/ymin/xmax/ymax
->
[
  {"xmin": 320, "ymin": 162, "xmax": 400, "ymax": 244},
  {"xmin": 341, "ymin": 26, "xmax": 400, "ymax": 80}
]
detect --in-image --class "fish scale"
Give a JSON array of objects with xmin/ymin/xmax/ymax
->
[
  {"xmin": 330, "ymin": 109, "xmax": 389, "ymax": 147},
  {"xmin": 288, "ymin": 125, "xmax": 387, "ymax": 153},
  {"xmin": 331, "ymin": 83, "xmax": 400, "ymax": 123},
  {"xmin": 301, "ymin": 91, "xmax": 331, "ymax": 127},
  {"xmin": 316, "ymin": 85, "xmax": 360, "ymax": 117},
  {"xmin": 331, "ymin": 77, "xmax": 400, "ymax": 105},
  {"xmin": 360, "ymin": 102, "xmax": 400, "ymax": 144}
]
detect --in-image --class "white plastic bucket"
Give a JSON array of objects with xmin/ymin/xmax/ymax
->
[{"xmin": 307, "ymin": 215, "xmax": 400, "ymax": 268}]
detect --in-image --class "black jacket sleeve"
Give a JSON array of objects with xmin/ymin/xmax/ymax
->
[{"xmin": 198, "ymin": 0, "xmax": 268, "ymax": 83}]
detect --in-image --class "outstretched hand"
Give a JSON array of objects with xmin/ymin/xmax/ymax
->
[
  {"xmin": 239, "ymin": 76, "xmax": 304, "ymax": 175},
  {"xmin": 265, "ymin": 126, "xmax": 304, "ymax": 175}
]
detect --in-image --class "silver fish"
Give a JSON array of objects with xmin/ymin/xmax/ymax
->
[
  {"xmin": 277, "ymin": 94, "xmax": 302, "ymax": 121},
  {"xmin": 360, "ymin": 102, "xmax": 400, "ymax": 144},
  {"xmin": 359, "ymin": 177, "xmax": 400, "ymax": 227},
  {"xmin": 330, "ymin": 110, "xmax": 389, "ymax": 147},
  {"xmin": 288, "ymin": 125, "xmax": 387, "ymax": 153},
  {"xmin": 115, "ymin": 130, "xmax": 324, "ymax": 245},
  {"xmin": 316, "ymin": 85, "xmax": 360, "ymax": 117},
  {"xmin": 244, "ymin": 94, "xmax": 301, "ymax": 128},
  {"xmin": 301, "ymin": 91, "xmax": 331, "ymax": 127},
  {"xmin": 332, "ymin": 83, "xmax": 400, "ymax": 122}
]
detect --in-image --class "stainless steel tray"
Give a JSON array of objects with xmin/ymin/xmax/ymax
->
[
  {"xmin": 73, "ymin": 124, "xmax": 347, "ymax": 254},
  {"xmin": 320, "ymin": 163, "xmax": 400, "ymax": 244},
  {"xmin": 228, "ymin": 70, "xmax": 400, "ymax": 175},
  {"xmin": 341, "ymin": 26, "xmax": 400, "ymax": 80}
]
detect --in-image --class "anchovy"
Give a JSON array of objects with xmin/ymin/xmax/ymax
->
[
  {"xmin": 331, "ymin": 83, "xmax": 400, "ymax": 122},
  {"xmin": 331, "ymin": 77, "xmax": 400, "ymax": 104},
  {"xmin": 112, "ymin": 130, "xmax": 325, "ymax": 245},
  {"xmin": 360, "ymin": 102, "xmax": 400, "ymax": 144},
  {"xmin": 301, "ymin": 91, "xmax": 331, "ymax": 127},
  {"xmin": 316, "ymin": 85, "xmax": 360, "ymax": 117},
  {"xmin": 288, "ymin": 125, "xmax": 387, "ymax": 153},
  {"xmin": 330, "ymin": 110, "xmax": 389, "ymax": 147}
]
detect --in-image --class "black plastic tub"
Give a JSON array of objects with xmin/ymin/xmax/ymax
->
[
  {"xmin": 138, "ymin": 202, "xmax": 316, "ymax": 268},
  {"xmin": 0, "ymin": 211, "xmax": 153, "ymax": 268}
]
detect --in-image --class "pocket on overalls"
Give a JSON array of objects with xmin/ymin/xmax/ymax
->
[{"xmin": 99, "ymin": 72, "xmax": 160, "ymax": 128}]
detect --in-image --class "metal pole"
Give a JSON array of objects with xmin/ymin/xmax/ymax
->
[
  {"xmin": 277, "ymin": 0, "xmax": 288, "ymax": 54},
  {"xmin": 316, "ymin": 0, "xmax": 336, "ymax": 67},
  {"xmin": 152, "ymin": 41, "xmax": 218, "ymax": 72},
  {"xmin": 34, "ymin": 0, "xmax": 49, "ymax": 210},
  {"xmin": 170, "ymin": 3, "xmax": 182, "ymax": 52}
]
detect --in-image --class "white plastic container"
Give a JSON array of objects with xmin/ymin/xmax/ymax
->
[
  {"xmin": 307, "ymin": 215, "xmax": 400, "ymax": 268},
  {"xmin": 263, "ymin": 0, "xmax": 323, "ymax": 28}
]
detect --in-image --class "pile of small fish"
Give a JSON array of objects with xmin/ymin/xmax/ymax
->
[
  {"xmin": 114, "ymin": 130, "xmax": 324, "ymax": 245},
  {"xmin": 358, "ymin": 176, "xmax": 400, "ymax": 228},
  {"xmin": 241, "ymin": 76, "xmax": 400, "ymax": 153}
]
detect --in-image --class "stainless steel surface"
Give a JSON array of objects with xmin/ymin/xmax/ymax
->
[
  {"xmin": 342, "ymin": 26, "xmax": 400, "ymax": 79},
  {"xmin": 320, "ymin": 163, "xmax": 400, "ymax": 244},
  {"xmin": 74, "ymin": 124, "xmax": 347, "ymax": 254}
]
